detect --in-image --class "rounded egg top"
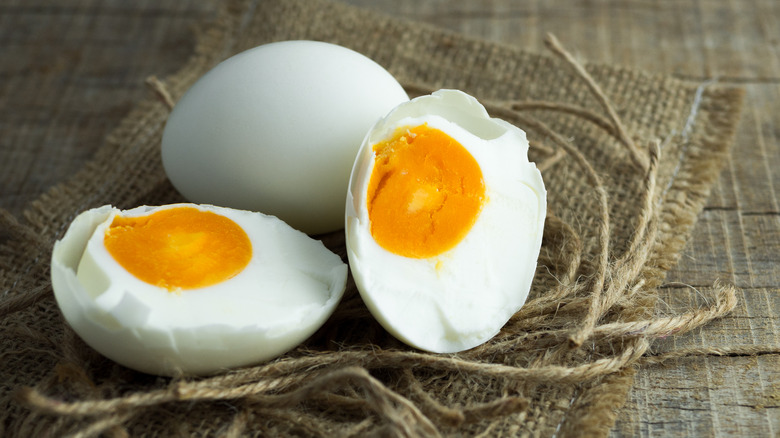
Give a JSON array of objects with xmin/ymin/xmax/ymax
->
[{"xmin": 161, "ymin": 40, "xmax": 409, "ymax": 235}]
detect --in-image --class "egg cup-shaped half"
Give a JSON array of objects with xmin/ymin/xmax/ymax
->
[
  {"xmin": 51, "ymin": 204, "xmax": 347, "ymax": 376},
  {"xmin": 346, "ymin": 90, "xmax": 547, "ymax": 354}
]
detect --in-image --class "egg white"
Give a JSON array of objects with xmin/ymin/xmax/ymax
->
[
  {"xmin": 51, "ymin": 204, "xmax": 348, "ymax": 376},
  {"xmin": 345, "ymin": 90, "xmax": 547, "ymax": 353}
]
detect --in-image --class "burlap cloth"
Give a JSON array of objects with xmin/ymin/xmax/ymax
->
[{"xmin": 0, "ymin": 0, "xmax": 744, "ymax": 436}]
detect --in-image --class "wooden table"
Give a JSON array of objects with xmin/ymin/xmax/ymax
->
[{"xmin": 1, "ymin": 1, "xmax": 778, "ymax": 436}]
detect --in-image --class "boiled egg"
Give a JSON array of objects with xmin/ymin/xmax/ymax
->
[
  {"xmin": 345, "ymin": 90, "xmax": 546, "ymax": 353},
  {"xmin": 161, "ymin": 40, "xmax": 409, "ymax": 235},
  {"xmin": 51, "ymin": 204, "xmax": 347, "ymax": 376}
]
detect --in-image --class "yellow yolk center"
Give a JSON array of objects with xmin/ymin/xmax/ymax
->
[
  {"xmin": 104, "ymin": 207, "xmax": 252, "ymax": 291},
  {"xmin": 367, "ymin": 124, "xmax": 485, "ymax": 259}
]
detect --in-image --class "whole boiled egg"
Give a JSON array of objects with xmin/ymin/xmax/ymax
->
[
  {"xmin": 161, "ymin": 40, "xmax": 409, "ymax": 235},
  {"xmin": 345, "ymin": 90, "xmax": 546, "ymax": 353},
  {"xmin": 51, "ymin": 203, "xmax": 347, "ymax": 376}
]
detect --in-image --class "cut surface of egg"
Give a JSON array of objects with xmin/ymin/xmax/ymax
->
[
  {"xmin": 161, "ymin": 40, "xmax": 409, "ymax": 235},
  {"xmin": 346, "ymin": 89, "xmax": 547, "ymax": 353},
  {"xmin": 51, "ymin": 204, "xmax": 347, "ymax": 376}
]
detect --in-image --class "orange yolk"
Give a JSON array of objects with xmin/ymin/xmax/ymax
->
[
  {"xmin": 367, "ymin": 124, "xmax": 485, "ymax": 259},
  {"xmin": 104, "ymin": 207, "xmax": 252, "ymax": 291}
]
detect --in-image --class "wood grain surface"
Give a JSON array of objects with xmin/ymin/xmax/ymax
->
[{"xmin": 1, "ymin": 1, "xmax": 778, "ymax": 436}]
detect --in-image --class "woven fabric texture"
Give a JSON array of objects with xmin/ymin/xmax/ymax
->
[{"xmin": 1, "ymin": 0, "xmax": 743, "ymax": 436}]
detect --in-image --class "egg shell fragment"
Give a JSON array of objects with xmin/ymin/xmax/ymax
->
[
  {"xmin": 346, "ymin": 89, "xmax": 547, "ymax": 354},
  {"xmin": 161, "ymin": 40, "xmax": 409, "ymax": 235},
  {"xmin": 51, "ymin": 204, "xmax": 348, "ymax": 376}
]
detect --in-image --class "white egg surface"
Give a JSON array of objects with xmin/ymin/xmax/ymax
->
[
  {"xmin": 345, "ymin": 90, "xmax": 546, "ymax": 353},
  {"xmin": 51, "ymin": 203, "xmax": 347, "ymax": 376},
  {"xmin": 161, "ymin": 40, "xmax": 409, "ymax": 235}
]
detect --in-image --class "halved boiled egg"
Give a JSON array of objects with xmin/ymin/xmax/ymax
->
[
  {"xmin": 51, "ymin": 204, "xmax": 347, "ymax": 376},
  {"xmin": 345, "ymin": 90, "xmax": 546, "ymax": 353}
]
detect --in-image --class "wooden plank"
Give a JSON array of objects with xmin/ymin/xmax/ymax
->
[
  {"xmin": 0, "ymin": 0, "xmax": 217, "ymax": 217},
  {"xmin": 666, "ymin": 208, "xmax": 780, "ymax": 289},
  {"xmin": 613, "ymin": 285, "xmax": 780, "ymax": 437},
  {"xmin": 619, "ymin": 353, "xmax": 780, "ymax": 436}
]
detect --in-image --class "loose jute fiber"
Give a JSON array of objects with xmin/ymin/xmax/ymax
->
[{"xmin": 0, "ymin": 0, "xmax": 747, "ymax": 436}]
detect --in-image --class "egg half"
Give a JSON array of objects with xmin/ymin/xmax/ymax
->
[
  {"xmin": 345, "ymin": 90, "xmax": 546, "ymax": 353},
  {"xmin": 51, "ymin": 204, "xmax": 347, "ymax": 376},
  {"xmin": 161, "ymin": 40, "xmax": 409, "ymax": 235}
]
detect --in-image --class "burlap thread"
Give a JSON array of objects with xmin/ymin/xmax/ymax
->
[{"xmin": 0, "ymin": 0, "xmax": 751, "ymax": 436}]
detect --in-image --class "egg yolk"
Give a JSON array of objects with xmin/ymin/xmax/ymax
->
[
  {"xmin": 104, "ymin": 207, "xmax": 252, "ymax": 291},
  {"xmin": 367, "ymin": 124, "xmax": 485, "ymax": 259}
]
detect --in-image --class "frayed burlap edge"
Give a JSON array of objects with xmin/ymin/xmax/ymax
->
[{"xmin": 0, "ymin": 0, "xmax": 759, "ymax": 436}]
